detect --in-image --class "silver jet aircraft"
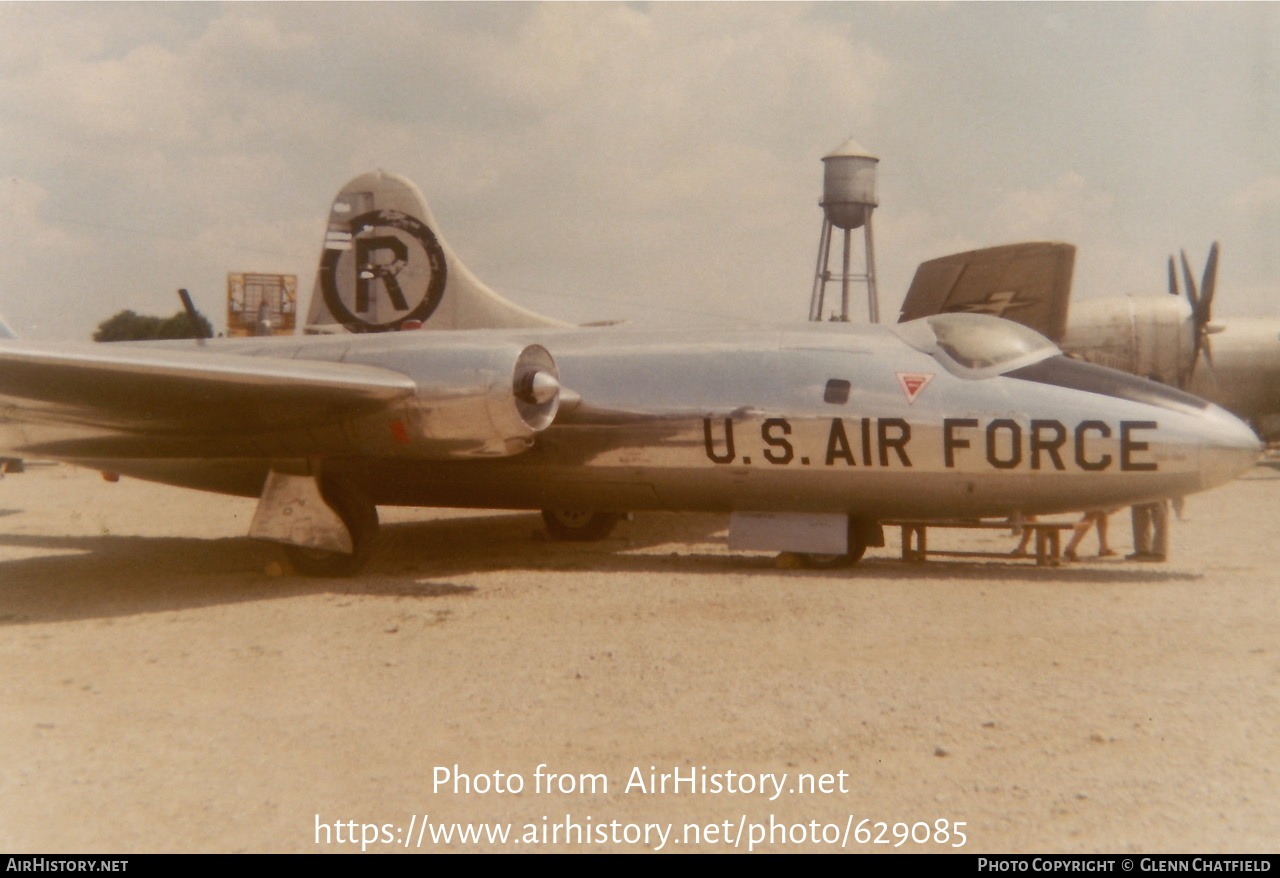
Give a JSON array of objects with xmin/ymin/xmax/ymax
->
[{"xmin": 0, "ymin": 171, "xmax": 1262, "ymax": 574}]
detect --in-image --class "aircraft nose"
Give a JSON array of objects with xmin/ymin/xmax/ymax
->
[{"xmin": 1196, "ymin": 404, "xmax": 1263, "ymax": 491}]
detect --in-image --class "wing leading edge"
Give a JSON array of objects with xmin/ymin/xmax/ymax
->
[{"xmin": 0, "ymin": 342, "xmax": 415, "ymax": 439}]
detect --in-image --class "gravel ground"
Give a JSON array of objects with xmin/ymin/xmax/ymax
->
[{"xmin": 1, "ymin": 462, "xmax": 1277, "ymax": 853}]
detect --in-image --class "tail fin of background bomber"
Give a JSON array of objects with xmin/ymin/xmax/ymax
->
[
  {"xmin": 897, "ymin": 242, "xmax": 1076, "ymax": 342},
  {"xmin": 304, "ymin": 170, "xmax": 569, "ymax": 334}
]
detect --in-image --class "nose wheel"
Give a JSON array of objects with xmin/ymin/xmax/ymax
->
[
  {"xmin": 802, "ymin": 543, "xmax": 866, "ymax": 569},
  {"xmin": 541, "ymin": 510, "xmax": 622, "ymax": 542},
  {"xmin": 802, "ymin": 517, "xmax": 873, "ymax": 568}
]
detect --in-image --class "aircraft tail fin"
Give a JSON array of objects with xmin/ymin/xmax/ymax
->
[
  {"xmin": 897, "ymin": 242, "xmax": 1076, "ymax": 342},
  {"xmin": 0, "ymin": 313, "xmax": 16, "ymax": 340},
  {"xmin": 304, "ymin": 170, "xmax": 568, "ymax": 334}
]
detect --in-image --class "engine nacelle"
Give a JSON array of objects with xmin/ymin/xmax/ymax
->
[
  {"xmin": 404, "ymin": 343, "xmax": 560, "ymax": 457},
  {"xmin": 1060, "ymin": 296, "xmax": 1193, "ymax": 385}
]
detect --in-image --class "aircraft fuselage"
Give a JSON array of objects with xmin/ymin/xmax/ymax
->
[{"xmin": 4, "ymin": 318, "xmax": 1257, "ymax": 524}]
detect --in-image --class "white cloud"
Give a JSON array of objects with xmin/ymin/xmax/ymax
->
[
  {"xmin": 0, "ymin": 3, "xmax": 1275, "ymax": 336},
  {"xmin": 1226, "ymin": 175, "xmax": 1280, "ymax": 221},
  {"xmin": 990, "ymin": 173, "xmax": 1116, "ymax": 243},
  {"xmin": 0, "ymin": 176, "xmax": 91, "ymax": 281}
]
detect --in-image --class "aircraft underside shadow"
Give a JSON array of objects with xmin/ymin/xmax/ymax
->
[{"xmin": 0, "ymin": 511, "xmax": 1201, "ymax": 625}]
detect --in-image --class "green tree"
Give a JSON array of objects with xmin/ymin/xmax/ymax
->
[{"xmin": 93, "ymin": 309, "xmax": 213, "ymax": 342}]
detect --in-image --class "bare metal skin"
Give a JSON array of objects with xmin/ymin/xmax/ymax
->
[{"xmin": 0, "ymin": 172, "xmax": 1261, "ymax": 574}]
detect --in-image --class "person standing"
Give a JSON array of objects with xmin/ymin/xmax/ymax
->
[
  {"xmin": 1128, "ymin": 501, "xmax": 1168, "ymax": 562},
  {"xmin": 1064, "ymin": 509, "xmax": 1117, "ymax": 561}
]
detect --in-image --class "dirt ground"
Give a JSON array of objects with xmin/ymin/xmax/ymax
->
[{"xmin": 1, "ymin": 462, "xmax": 1277, "ymax": 853}]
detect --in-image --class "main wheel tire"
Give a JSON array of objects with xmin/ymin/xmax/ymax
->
[
  {"xmin": 283, "ymin": 480, "xmax": 379, "ymax": 577},
  {"xmin": 802, "ymin": 518, "xmax": 869, "ymax": 569},
  {"xmin": 541, "ymin": 510, "xmax": 622, "ymax": 542}
]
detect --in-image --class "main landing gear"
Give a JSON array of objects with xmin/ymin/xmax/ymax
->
[{"xmin": 280, "ymin": 479, "xmax": 380, "ymax": 578}]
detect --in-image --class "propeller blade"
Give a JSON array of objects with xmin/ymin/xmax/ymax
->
[
  {"xmin": 1189, "ymin": 345, "xmax": 1222, "ymax": 398},
  {"xmin": 1185, "ymin": 242, "xmax": 1221, "ymax": 386},
  {"xmin": 1179, "ymin": 250, "xmax": 1200, "ymax": 314},
  {"xmin": 1197, "ymin": 241, "xmax": 1219, "ymax": 326}
]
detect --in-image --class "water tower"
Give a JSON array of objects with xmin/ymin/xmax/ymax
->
[{"xmin": 808, "ymin": 138, "xmax": 880, "ymax": 322}]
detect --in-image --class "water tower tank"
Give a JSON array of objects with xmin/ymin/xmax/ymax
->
[{"xmin": 821, "ymin": 138, "xmax": 879, "ymax": 230}]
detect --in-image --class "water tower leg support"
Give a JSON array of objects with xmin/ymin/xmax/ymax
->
[
  {"xmin": 809, "ymin": 218, "xmax": 833, "ymax": 322},
  {"xmin": 865, "ymin": 217, "xmax": 879, "ymax": 324},
  {"xmin": 840, "ymin": 228, "xmax": 852, "ymax": 322}
]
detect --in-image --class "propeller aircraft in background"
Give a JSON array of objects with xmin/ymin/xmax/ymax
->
[
  {"xmin": 899, "ymin": 242, "xmax": 1280, "ymax": 440},
  {"xmin": 0, "ymin": 171, "xmax": 1261, "ymax": 574}
]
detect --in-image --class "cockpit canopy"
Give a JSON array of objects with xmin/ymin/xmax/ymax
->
[{"xmin": 892, "ymin": 312, "xmax": 1060, "ymax": 378}]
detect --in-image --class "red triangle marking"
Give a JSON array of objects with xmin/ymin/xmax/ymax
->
[{"xmin": 896, "ymin": 372, "xmax": 934, "ymax": 404}]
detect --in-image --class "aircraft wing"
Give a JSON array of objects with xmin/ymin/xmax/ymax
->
[
  {"xmin": 0, "ymin": 342, "xmax": 415, "ymax": 437},
  {"xmin": 897, "ymin": 242, "xmax": 1076, "ymax": 342}
]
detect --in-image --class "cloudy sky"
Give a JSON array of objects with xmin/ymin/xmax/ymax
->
[{"xmin": 1, "ymin": 2, "xmax": 1277, "ymax": 339}]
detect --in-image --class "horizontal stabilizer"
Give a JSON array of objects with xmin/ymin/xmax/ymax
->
[{"xmin": 898, "ymin": 242, "xmax": 1076, "ymax": 342}]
